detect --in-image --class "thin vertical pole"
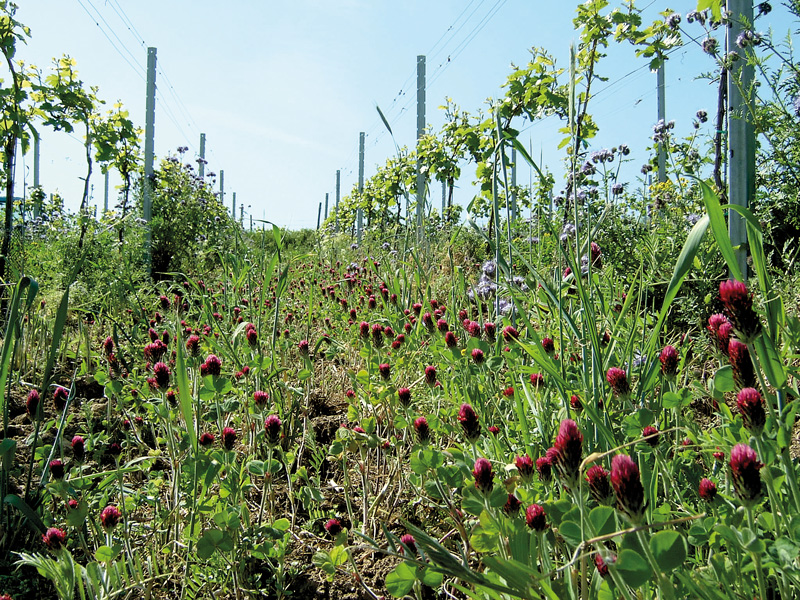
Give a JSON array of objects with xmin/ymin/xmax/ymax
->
[
  {"xmin": 104, "ymin": 170, "xmax": 109, "ymax": 213},
  {"xmin": 324, "ymin": 192, "xmax": 329, "ymax": 221},
  {"xmin": 317, "ymin": 202, "xmax": 322, "ymax": 231},
  {"xmin": 240, "ymin": 203, "xmax": 244, "ymax": 225},
  {"xmin": 657, "ymin": 62, "xmax": 666, "ymax": 183},
  {"xmin": 511, "ymin": 146, "xmax": 518, "ymax": 221},
  {"xmin": 416, "ymin": 55, "xmax": 426, "ymax": 238},
  {"xmin": 357, "ymin": 132, "xmax": 364, "ymax": 243},
  {"xmin": 250, "ymin": 214, "xmax": 253, "ymax": 231},
  {"xmin": 33, "ymin": 132, "xmax": 40, "ymax": 189},
  {"xmin": 441, "ymin": 181, "xmax": 446, "ymax": 215},
  {"xmin": 728, "ymin": 0, "xmax": 753, "ymax": 280},
  {"xmin": 33, "ymin": 131, "xmax": 41, "ymax": 219},
  {"xmin": 199, "ymin": 133, "xmax": 206, "ymax": 177},
  {"xmin": 335, "ymin": 170, "xmax": 341, "ymax": 232},
  {"xmin": 143, "ymin": 46, "xmax": 157, "ymax": 274}
]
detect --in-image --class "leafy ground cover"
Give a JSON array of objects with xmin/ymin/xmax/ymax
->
[{"xmin": 2, "ymin": 1, "xmax": 800, "ymax": 598}]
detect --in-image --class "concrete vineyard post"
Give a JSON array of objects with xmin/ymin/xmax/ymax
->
[
  {"xmin": 416, "ymin": 55, "xmax": 426, "ymax": 242},
  {"xmin": 357, "ymin": 132, "xmax": 364, "ymax": 243},
  {"xmin": 727, "ymin": 0, "xmax": 754, "ymax": 281},
  {"xmin": 143, "ymin": 46, "xmax": 157, "ymax": 275},
  {"xmin": 199, "ymin": 133, "xmax": 206, "ymax": 178}
]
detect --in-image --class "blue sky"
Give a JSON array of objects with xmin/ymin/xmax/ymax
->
[{"xmin": 12, "ymin": 1, "xmax": 795, "ymax": 229}]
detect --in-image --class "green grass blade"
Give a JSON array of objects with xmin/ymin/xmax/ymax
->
[
  {"xmin": 699, "ymin": 179, "xmax": 743, "ymax": 282},
  {"xmin": 174, "ymin": 322, "xmax": 197, "ymax": 455},
  {"xmin": 647, "ymin": 215, "xmax": 709, "ymax": 353}
]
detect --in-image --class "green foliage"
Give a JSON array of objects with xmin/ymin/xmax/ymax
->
[{"xmin": 146, "ymin": 151, "xmax": 238, "ymax": 278}]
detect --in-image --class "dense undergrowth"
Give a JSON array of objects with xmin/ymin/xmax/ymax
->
[{"xmin": 2, "ymin": 0, "xmax": 800, "ymax": 599}]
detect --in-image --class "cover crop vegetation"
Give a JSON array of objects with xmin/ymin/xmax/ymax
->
[{"xmin": 1, "ymin": 0, "xmax": 800, "ymax": 599}]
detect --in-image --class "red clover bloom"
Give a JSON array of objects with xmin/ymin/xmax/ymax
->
[
  {"xmin": 606, "ymin": 368, "xmax": 630, "ymax": 399},
  {"xmin": 72, "ymin": 436, "xmax": 85, "ymax": 462},
  {"xmin": 413, "ymin": 417, "xmax": 430, "ymax": 443},
  {"xmin": 503, "ymin": 493, "xmax": 523, "ymax": 515},
  {"xmin": 458, "ymin": 403, "xmax": 481, "ymax": 443},
  {"xmin": 730, "ymin": 443, "xmax": 762, "ymax": 505},
  {"xmin": 586, "ymin": 465, "xmax": 613, "ymax": 505},
  {"xmin": 737, "ymin": 388, "xmax": 765, "ymax": 434},
  {"xmin": 42, "ymin": 527, "xmax": 66, "ymax": 550},
  {"xmin": 222, "ymin": 427, "xmax": 237, "ymax": 451},
  {"xmin": 515, "ymin": 455, "xmax": 535, "ymax": 482},
  {"xmin": 728, "ymin": 340, "xmax": 756, "ymax": 389},
  {"xmin": 698, "ymin": 478, "xmax": 717, "ymax": 502},
  {"xmin": 525, "ymin": 504, "xmax": 547, "ymax": 531},
  {"xmin": 611, "ymin": 454, "xmax": 645, "ymax": 523},
  {"xmin": 100, "ymin": 505, "xmax": 122, "ymax": 531},
  {"xmin": 552, "ymin": 419, "xmax": 583, "ymax": 489},
  {"xmin": 719, "ymin": 279, "xmax": 762, "ymax": 343},
  {"xmin": 324, "ymin": 518, "xmax": 343, "ymax": 537},
  {"xmin": 641, "ymin": 426, "xmax": 660, "ymax": 447},
  {"xmin": 659, "ymin": 345, "xmax": 679, "ymax": 377},
  {"xmin": 265, "ymin": 415, "xmax": 282, "ymax": 447},
  {"xmin": 397, "ymin": 387, "xmax": 411, "ymax": 408},
  {"xmin": 472, "ymin": 457, "xmax": 494, "ymax": 493}
]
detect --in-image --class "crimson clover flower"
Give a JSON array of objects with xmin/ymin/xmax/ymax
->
[
  {"xmin": 100, "ymin": 505, "xmax": 122, "ymax": 531},
  {"xmin": 551, "ymin": 419, "xmax": 583, "ymax": 490},
  {"xmin": 659, "ymin": 345, "xmax": 679, "ymax": 377},
  {"xmin": 400, "ymin": 534, "xmax": 417, "ymax": 555},
  {"xmin": 72, "ymin": 436, "xmax": 85, "ymax": 462},
  {"xmin": 265, "ymin": 415, "xmax": 282, "ymax": 447},
  {"xmin": 515, "ymin": 454, "xmax": 535, "ymax": 483},
  {"xmin": 737, "ymin": 388, "xmax": 765, "ymax": 434},
  {"xmin": 606, "ymin": 367, "xmax": 630, "ymax": 399},
  {"xmin": 413, "ymin": 417, "xmax": 430, "ymax": 443},
  {"xmin": 153, "ymin": 362, "xmax": 171, "ymax": 391},
  {"xmin": 42, "ymin": 527, "xmax": 66, "ymax": 550},
  {"xmin": 471, "ymin": 348, "xmax": 485, "ymax": 365},
  {"xmin": 458, "ymin": 403, "xmax": 481, "ymax": 442},
  {"xmin": 503, "ymin": 493, "xmax": 522, "ymax": 515},
  {"xmin": 536, "ymin": 454, "xmax": 553, "ymax": 482},
  {"xmin": 641, "ymin": 426, "xmax": 660, "ymax": 447},
  {"xmin": 397, "ymin": 387, "xmax": 411, "ymax": 408},
  {"xmin": 424, "ymin": 366, "xmax": 437, "ymax": 386},
  {"xmin": 719, "ymin": 279, "xmax": 762, "ymax": 343},
  {"xmin": 728, "ymin": 340, "xmax": 756, "ymax": 389},
  {"xmin": 53, "ymin": 387, "xmax": 69, "ymax": 412},
  {"xmin": 324, "ymin": 518, "xmax": 343, "ymax": 537},
  {"xmin": 185, "ymin": 334, "xmax": 201, "ymax": 357},
  {"xmin": 199, "ymin": 432, "xmax": 215, "ymax": 447},
  {"xmin": 698, "ymin": 478, "xmax": 717, "ymax": 502},
  {"xmin": 472, "ymin": 458, "xmax": 494, "ymax": 493},
  {"xmin": 26, "ymin": 389, "xmax": 40, "ymax": 420},
  {"xmin": 586, "ymin": 465, "xmax": 613, "ymax": 505},
  {"xmin": 730, "ymin": 443, "xmax": 762, "ymax": 505},
  {"xmin": 49, "ymin": 459, "xmax": 65, "ymax": 480},
  {"xmin": 202, "ymin": 354, "xmax": 222, "ymax": 377},
  {"xmin": 525, "ymin": 504, "xmax": 547, "ymax": 531},
  {"xmin": 103, "ymin": 336, "xmax": 114, "ymax": 357},
  {"xmin": 222, "ymin": 427, "xmax": 237, "ymax": 451},
  {"xmin": 378, "ymin": 363, "xmax": 391, "ymax": 381},
  {"xmin": 707, "ymin": 314, "xmax": 733, "ymax": 355},
  {"xmin": 611, "ymin": 454, "xmax": 645, "ymax": 523},
  {"xmin": 445, "ymin": 331, "xmax": 458, "ymax": 348},
  {"xmin": 253, "ymin": 390, "xmax": 269, "ymax": 409}
]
